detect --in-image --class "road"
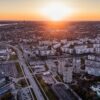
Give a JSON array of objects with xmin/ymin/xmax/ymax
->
[
  {"xmin": 0, "ymin": 42, "xmax": 45, "ymax": 100},
  {"xmin": 12, "ymin": 45, "xmax": 44, "ymax": 100}
]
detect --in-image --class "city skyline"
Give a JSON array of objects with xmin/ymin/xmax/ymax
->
[{"xmin": 0, "ymin": 0, "xmax": 100, "ymax": 21}]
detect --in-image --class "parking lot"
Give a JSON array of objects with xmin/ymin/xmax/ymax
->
[
  {"xmin": 52, "ymin": 83, "xmax": 78, "ymax": 100},
  {"xmin": 0, "ymin": 62, "xmax": 18, "ymax": 78}
]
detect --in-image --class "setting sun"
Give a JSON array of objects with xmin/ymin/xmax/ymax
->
[{"xmin": 41, "ymin": 2, "xmax": 73, "ymax": 21}]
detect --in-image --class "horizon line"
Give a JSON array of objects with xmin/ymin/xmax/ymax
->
[{"xmin": 0, "ymin": 20, "xmax": 100, "ymax": 22}]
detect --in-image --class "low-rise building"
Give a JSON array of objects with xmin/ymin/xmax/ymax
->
[
  {"xmin": 0, "ymin": 74, "xmax": 11, "ymax": 97},
  {"xmin": 0, "ymin": 47, "xmax": 9, "ymax": 60},
  {"xmin": 42, "ymin": 71, "xmax": 55, "ymax": 85},
  {"xmin": 91, "ymin": 82, "xmax": 100, "ymax": 97},
  {"xmin": 85, "ymin": 59, "xmax": 100, "ymax": 76}
]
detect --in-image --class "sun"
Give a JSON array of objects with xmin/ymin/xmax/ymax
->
[{"xmin": 41, "ymin": 2, "xmax": 73, "ymax": 21}]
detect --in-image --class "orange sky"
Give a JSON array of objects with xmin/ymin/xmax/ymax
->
[{"xmin": 0, "ymin": 0, "xmax": 100, "ymax": 21}]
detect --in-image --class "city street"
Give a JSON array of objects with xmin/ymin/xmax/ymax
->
[{"xmin": 0, "ymin": 42, "xmax": 45, "ymax": 100}]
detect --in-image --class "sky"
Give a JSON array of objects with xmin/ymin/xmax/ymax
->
[{"xmin": 0, "ymin": 0, "xmax": 100, "ymax": 21}]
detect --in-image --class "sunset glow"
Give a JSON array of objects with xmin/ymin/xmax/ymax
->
[
  {"xmin": 0, "ymin": 0, "xmax": 100, "ymax": 21},
  {"xmin": 40, "ymin": 2, "xmax": 73, "ymax": 21}
]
